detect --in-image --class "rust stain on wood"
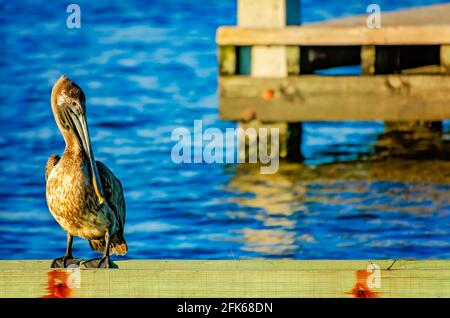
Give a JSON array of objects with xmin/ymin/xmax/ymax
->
[
  {"xmin": 348, "ymin": 270, "xmax": 380, "ymax": 298},
  {"xmin": 42, "ymin": 270, "xmax": 73, "ymax": 298},
  {"xmin": 262, "ymin": 88, "xmax": 275, "ymax": 101},
  {"xmin": 240, "ymin": 108, "xmax": 256, "ymax": 122}
]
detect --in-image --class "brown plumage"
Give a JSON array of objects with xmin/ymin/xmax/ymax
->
[{"xmin": 46, "ymin": 75, "xmax": 127, "ymax": 268}]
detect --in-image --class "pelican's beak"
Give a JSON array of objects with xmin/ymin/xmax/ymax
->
[{"xmin": 68, "ymin": 106, "xmax": 105, "ymax": 205}]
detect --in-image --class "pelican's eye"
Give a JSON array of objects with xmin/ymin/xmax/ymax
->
[{"xmin": 57, "ymin": 95, "xmax": 65, "ymax": 106}]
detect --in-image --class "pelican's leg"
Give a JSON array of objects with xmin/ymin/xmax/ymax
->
[
  {"xmin": 97, "ymin": 230, "xmax": 111, "ymax": 268},
  {"xmin": 80, "ymin": 230, "xmax": 112, "ymax": 269},
  {"xmin": 51, "ymin": 233, "xmax": 83, "ymax": 268}
]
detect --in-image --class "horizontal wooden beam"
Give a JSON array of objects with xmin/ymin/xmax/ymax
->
[
  {"xmin": 1, "ymin": 260, "xmax": 450, "ymax": 298},
  {"xmin": 216, "ymin": 26, "xmax": 450, "ymax": 46},
  {"xmin": 219, "ymin": 75, "xmax": 450, "ymax": 121}
]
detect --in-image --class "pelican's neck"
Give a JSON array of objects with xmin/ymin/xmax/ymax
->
[
  {"xmin": 62, "ymin": 130, "xmax": 82, "ymax": 153},
  {"xmin": 61, "ymin": 131, "xmax": 88, "ymax": 168}
]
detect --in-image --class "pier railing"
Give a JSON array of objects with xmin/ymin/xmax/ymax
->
[
  {"xmin": 1, "ymin": 260, "xmax": 450, "ymax": 297},
  {"xmin": 216, "ymin": 0, "xmax": 450, "ymax": 158}
]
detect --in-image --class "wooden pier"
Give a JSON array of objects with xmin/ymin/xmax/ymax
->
[
  {"xmin": 217, "ymin": 0, "xmax": 450, "ymax": 159},
  {"xmin": 1, "ymin": 260, "xmax": 449, "ymax": 298}
]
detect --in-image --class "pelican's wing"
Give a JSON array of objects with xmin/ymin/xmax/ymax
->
[
  {"xmin": 96, "ymin": 161, "xmax": 126, "ymax": 231},
  {"xmin": 45, "ymin": 154, "xmax": 60, "ymax": 181}
]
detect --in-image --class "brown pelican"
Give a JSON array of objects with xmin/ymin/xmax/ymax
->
[{"xmin": 45, "ymin": 75, "xmax": 127, "ymax": 268}]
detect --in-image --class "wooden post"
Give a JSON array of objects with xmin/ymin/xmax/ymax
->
[
  {"xmin": 361, "ymin": 45, "xmax": 376, "ymax": 75},
  {"xmin": 219, "ymin": 46, "xmax": 236, "ymax": 75},
  {"xmin": 441, "ymin": 45, "xmax": 450, "ymax": 74},
  {"xmin": 237, "ymin": 0, "xmax": 302, "ymax": 161}
]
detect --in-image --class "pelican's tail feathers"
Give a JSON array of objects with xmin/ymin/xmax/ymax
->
[
  {"xmin": 110, "ymin": 233, "xmax": 128, "ymax": 255},
  {"xmin": 89, "ymin": 233, "xmax": 128, "ymax": 256}
]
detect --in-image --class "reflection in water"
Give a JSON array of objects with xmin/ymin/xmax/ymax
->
[
  {"xmin": 228, "ymin": 165, "xmax": 305, "ymax": 257},
  {"xmin": 226, "ymin": 159, "xmax": 450, "ymax": 259}
]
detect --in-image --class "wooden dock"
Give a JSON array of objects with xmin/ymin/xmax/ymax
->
[
  {"xmin": 0, "ymin": 260, "xmax": 449, "ymax": 298},
  {"xmin": 217, "ymin": 0, "xmax": 450, "ymax": 159}
]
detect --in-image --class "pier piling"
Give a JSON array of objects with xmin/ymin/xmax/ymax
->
[{"xmin": 234, "ymin": 0, "xmax": 303, "ymax": 161}]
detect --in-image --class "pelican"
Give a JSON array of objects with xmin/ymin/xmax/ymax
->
[{"xmin": 46, "ymin": 75, "xmax": 127, "ymax": 268}]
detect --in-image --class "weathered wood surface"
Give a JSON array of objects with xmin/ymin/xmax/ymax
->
[
  {"xmin": 442, "ymin": 45, "xmax": 450, "ymax": 74},
  {"xmin": 218, "ymin": 3, "xmax": 450, "ymax": 46},
  {"xmin": 238, "ymin": 0, "xmax": 301, "ymax": 77},
  {"xmin": 235, "ymin": 0, "xmax": 302, "ymax": 160},
  {"xmin": 361, "ymin": 45, "xmax": 376, "ymax": 75},
  {"xmin": 219, "ymin": 75, "xmax": 450, "ymax": 121},
  {"xmin": 238, "ymin": 0, "xmax": 300, "ymax": 28},
  {"xmin": 217, "ymin": 26, "xmax": 450, "ymax": 46},
  {"xmin": 0, "ymin": 260, "xmax": 449, "ymax": 298}
]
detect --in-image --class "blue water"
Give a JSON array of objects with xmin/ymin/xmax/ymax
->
[{"xmin": 1, "ymin": 0, "xmax": 450, "ymax": 260}]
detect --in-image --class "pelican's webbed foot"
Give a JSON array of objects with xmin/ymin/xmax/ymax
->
[
  {"xmin": 80, "ymin": 256, "xmax": 113, "ymax": 269},
  {"xmin": 51, "ymin": 256, "xmax": 83, "ymax": 268}
]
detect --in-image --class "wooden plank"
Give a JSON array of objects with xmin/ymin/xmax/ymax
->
[
  {"xmin": 219, "ymin": 75, "xmax": 450, "ymax": 121},
  {"xmin": 216, "ymin": 26, "xmax": 450, "ymax": 46},
  {"xmin": 3, "ymin": 259, "xmax": 450, "ymax": 271},
  {"xmin": 0, "ymin": 260, "xmax": 449, "ymax": 298}
]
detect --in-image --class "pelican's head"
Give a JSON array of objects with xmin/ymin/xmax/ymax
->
[
  {"xmin": 51, "ymin": 75, "xmax": 86, "ymax": 130},
  {"xmin": 51, "ymin": 75, "xmax": 105, "ymax": 204}
]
